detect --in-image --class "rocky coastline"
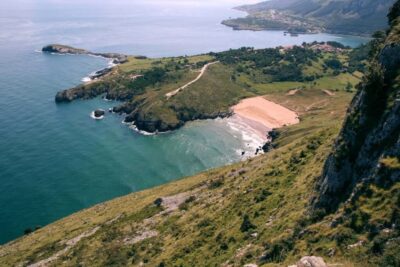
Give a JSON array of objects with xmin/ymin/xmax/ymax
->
[
  {"xmin": 56, "ymin": 82, "xmax": 232, "ymax": 133},
  {"xmin": 42, "ymin": 44, "xmax": 128, "ymax": 64},
  {"xmin": 53, "ymin": 60, "xmax": 231, "ymax": 133}
]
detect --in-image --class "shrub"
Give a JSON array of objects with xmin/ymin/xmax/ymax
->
[
  {"xmin": 208, "ymin": 178, "xmax": 224, "ymax": 189},
  {"xmin": 371, "ymin": 236, "xmax": 386, "ymax": 254},
  {"xmin": 24, "ymin": 228, "xmax": 33, "ymax": 235},
  {"xmin": 240, "ymin": 214, "xmax": 256, "ymax": 232},
  {"xmin": 334, "ymin": 227, "xmax": 356, "ymax": 246},
  {"xmin": 254, "ymin": 189, "xmax": 271, "ymax": 203},
  {"xmin": 154, "ymin": 198, "xmax": 163, "ymax": 207},
  {"xmin": 324, "ymin": 58, "xmax": 342, "ymax": 70},
  {"xmin": 261, "ymin": 237, "xmax": 295, "ymax": 263},
  {"xmin": 348, "ymin": 210, "xmax": 370, "ymax": 232}
]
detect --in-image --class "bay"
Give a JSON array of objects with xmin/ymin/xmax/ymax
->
[{"xmin": 0, "ymin": 0, "xmax": 367, "ymax": 244}]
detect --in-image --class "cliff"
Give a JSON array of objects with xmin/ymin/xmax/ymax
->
[{"xmin": 313, "ymin": 1, "xmax": 400, "ymax": 214}]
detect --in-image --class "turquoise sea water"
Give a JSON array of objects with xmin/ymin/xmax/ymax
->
[{"xmin": 0, "ymin": 0, "xmax": 368, "ymax": 244}]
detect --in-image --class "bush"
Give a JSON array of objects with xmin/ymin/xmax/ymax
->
[
  {"xmin": 371, "ymin": 236, "xmax": 386, "ymax": 254},
  {"xmin": 324, "ymin": 58, "xmax": 342, "ymax": 70},
  {"xmin": 208, "ymin": 178, "xmax": 224, "ymax": 189},
  {"xmin": 348, "ymin": 210, "xmax": 370, "ymax": 232},
  {"xmin": 334, "ymin": 227, "xmax": 356, "ymax": 246},
  {"xmin": 24, "ymin": 228, "xmax": 33, "ymax": 235},
  {"xmin": 254, "ymin": 189, "xmax": 271, "ymax": 203},
  {"xmin": 240, "ymin": 214, "xmax": 256, "ymax": 232},
  {"xmin": 154, "ymin": 198, "xmax": 163, "ymax": 207},
  {"xmin": 261, "ymin": 237, "xmax": 295, "ymax": 263},
  {"xmin": 379, "ymin": 239, "xmax": 400, "ymax": 266}
]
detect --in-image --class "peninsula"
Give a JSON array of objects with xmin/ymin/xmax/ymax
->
[{"xmin": 49, "ymin": 41, "xmax": 366, "ymax": 136}]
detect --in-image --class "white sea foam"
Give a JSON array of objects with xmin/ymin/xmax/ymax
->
[
  {"xmin": 90, "ymin": 111, "xmax": 104, "ymax": 120},
  {"xmin": 82, "ymin": 76, "xmax": 92, "ymax": 83},
  {"xmin": 128, "ymin": 124, "xmax": 158, "ymax": 136},
  {"xmin": 223, "ymin": 115, "xmax": 269, "ymax": 159},
  {"xmin": 108, "ymin": 60, "xmax": 117, "ymax": 67},
  {"xmin": 122, "ymin": 120, "xmax": 171, "ymax": 136}
]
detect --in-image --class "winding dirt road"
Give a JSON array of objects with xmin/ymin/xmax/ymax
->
[{"xmin": 165, "ymin": 61, "xmax": 219, "ymax": 99}]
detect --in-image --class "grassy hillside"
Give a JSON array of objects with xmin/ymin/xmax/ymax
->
[
  {"xmin": 222, "ymin": 0, "xmax": 395, "ymax": 35},
  {"xmin": 0, "ymin": 83, "xmax": 357, "ymax": 266},
  {"xmin": 1, "ymin": 40, "xmax": 379, "ymax": 266},
  {"xmin": 9, "ymin": 17, "xmax": 400, "ymax": 266}
]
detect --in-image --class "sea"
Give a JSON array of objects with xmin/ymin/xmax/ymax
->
[{"xmin": 0, "ymin": 0, "xmax": 368, "ymax": 244}]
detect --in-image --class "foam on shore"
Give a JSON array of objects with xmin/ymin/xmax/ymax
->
[{"xmin": 82, "ymin": 76, "xmax": 92, "ymax": 83}]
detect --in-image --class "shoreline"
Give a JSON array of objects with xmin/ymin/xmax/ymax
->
[{"xmin": 229, "ymin": 96, "xmax": 299, "ymax": 147}]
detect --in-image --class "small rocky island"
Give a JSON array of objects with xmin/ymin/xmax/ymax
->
[{"xmin": 92, "ymin": 109, "xmax": 105, "ymax": 119}]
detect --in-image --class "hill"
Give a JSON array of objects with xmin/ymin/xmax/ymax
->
[
  {"xmin": 222, "ymin": 0, "xmax": 395, "ymax": 36},
  {"xmin": 52, "ymin": 42, "xmax": 363, "ymax": 133},
  {"xmin": 0, "ymin": 2, "xmax": 399, "ymax": 266}
]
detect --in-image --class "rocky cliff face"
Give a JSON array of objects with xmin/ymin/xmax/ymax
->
[{"xmin": 312, "ymin": 2, "xmax": 400, "ymax": 214}]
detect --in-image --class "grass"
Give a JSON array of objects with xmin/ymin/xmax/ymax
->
[
  {"xmin": 119, "ymin": 55, "xmax": 214, "ymax": 73},
  {"xmin": 380, "ymin": 157, "xmax": 400, "ymax": 169},
  {"xmin": 6, "ymin": 47, "xmax": 395, "ymax": 266},
  {"xmin": 170, "ymin": 63, "xmax": 252, "ymax": 115},
  {"xmin": 0, "ymin": 71, "xmax": 361, "ymax": 266}
]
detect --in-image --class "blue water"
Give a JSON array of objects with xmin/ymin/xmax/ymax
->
[{"xmin": 0, "ymin": 0, "xmax": 368, "ymax": 244}]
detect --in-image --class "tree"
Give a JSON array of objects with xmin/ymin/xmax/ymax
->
[{"xmin": 324, "ymin": 58, "xmax": 342, "ymax": 70}]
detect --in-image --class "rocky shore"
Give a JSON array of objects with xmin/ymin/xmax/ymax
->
[
  {"xmin": 117, "ymin": 100, "xmax": 232, "ymax": 133},
  {"xmin": 54, "ymin": 68, "xmax": 232, "ymax": 133}
]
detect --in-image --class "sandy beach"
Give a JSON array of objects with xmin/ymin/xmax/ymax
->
[{"xmin": 230, "ymin": 96, "xmax": 299, "ymax": 140}]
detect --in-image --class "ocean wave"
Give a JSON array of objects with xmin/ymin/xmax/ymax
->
[
  {"xmin": 223, "ymin": 116, "xmax": 268, "ymax": 158},
  {"xmin": 108, "ymin": 60, "xmax": 117, "ymax": 67}
]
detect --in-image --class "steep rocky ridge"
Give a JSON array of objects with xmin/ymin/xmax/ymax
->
[{"xmin": 312, "ymin": 2, "xmax": 400, "ymax": 214}]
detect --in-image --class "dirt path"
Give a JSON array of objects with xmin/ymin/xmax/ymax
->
[
  {"xmin": 165, "ymin": 61, "xmax": 219, "ymax": 99},
  {"xmin": 286, "ymin": 89, "xmax": 300, "ymax": 96},
  {"xmin": 323, "ymin": 89, "xmax": 335, "ymax": 96}
]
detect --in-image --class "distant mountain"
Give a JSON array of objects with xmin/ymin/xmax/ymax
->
[{"xmin": 222, "ymin": 0, "xmax": 395, "ymax": 35}]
